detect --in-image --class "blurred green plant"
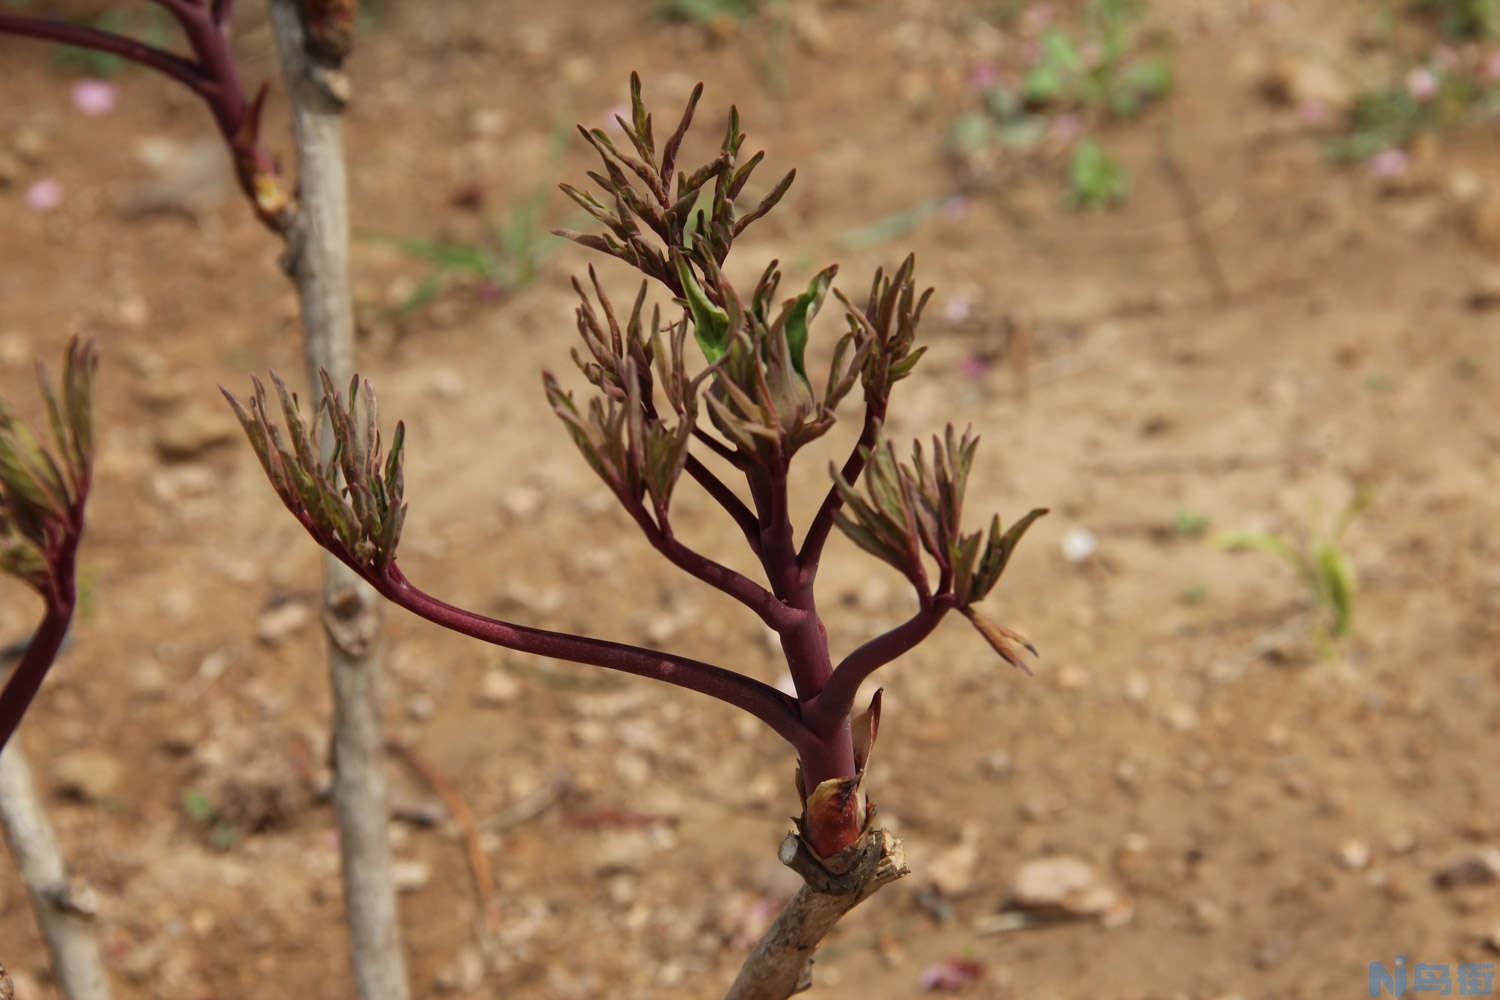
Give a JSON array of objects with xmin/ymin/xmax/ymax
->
[
  {"xmin": 1327, "ymin": 68, "xmax": 1485, "ymax": 162},
  {"xmin": 368, "ymin": 190, "xmax": 560, "ymax": 318},
  {"xmin": 835, "ymin": 195, "xmax": 953, "ymax": 250},
  {"xmin": 1218, "ymin": 489, "xmax": 1372, "ymax": 649},
  {"xmin": 1067, "ymin": 138, "xmax": 1130, "ymax": 209},
  {"xmin": 947, "ymin": 0, "xmax": 1170, "ymax": 206},
  {"xmin": 1323, "ymin": 3, "xmax": 1500, "ymax": 167},
  {"xmin": 658, "ymin": 0, "xmax": 760, "ymax": 24},
  {"xmin": 1023, "ymin": 0, "xmax": 1173, "ymax": 119},
  {"xmin": 1412, "ymin": 0, "xmax": 1500, "ymax": 37},
  {"xmin": 1173, "ymin": 509, "xmax": 1210, "ymax": 540}
]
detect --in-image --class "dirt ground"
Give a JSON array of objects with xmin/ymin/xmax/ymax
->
[{"xmin": 2, "ymin": 1, "xmax": 1499, "ymax": 998}]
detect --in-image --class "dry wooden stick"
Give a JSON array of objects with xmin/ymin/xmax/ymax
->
[
  {"xmin": 724, "ymin": 829, "xmax": 908, "ymax": 1000},
  {"xmin": 0, "ymin": 746, "xmax": 110, "ymax": 1000},
  {"xmin": 387, "ymin": 741, "xmax": 501, "ymax": 939},
  {"xmin": 267, "ymin": 6, "xmax": 408, "ymax": 998}
]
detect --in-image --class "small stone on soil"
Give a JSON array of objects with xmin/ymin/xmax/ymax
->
[
  {"xmin": 256, "ymin": 599, "xmax": 312, "ymax": 645},
  {"xmin": 153, "ymin": 406, "xmax": 239, "ymax": 461},
  {"xmin": 1433, "ymin": 849, "xmax": 1500, "ymax": 889},
  {"xmin": 477, "ymin": 669, "xmax": 520, "ymax": 707},
  {"xmin": 52, "ymin": 749, "xmax": 122, "ymax": 803},
  {"xmin": 1003, "ymin": 855, "xmax": 1132, "ymax": 927},
  {"xmin": 1337, "ymin": 839, "xmax": 1372, "ymax": 871},
  {"xmin": 392, "ymin": 859, "xmax": 431, "ymax": 893}
]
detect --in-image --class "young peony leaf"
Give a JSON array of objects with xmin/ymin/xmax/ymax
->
[
  {"xmin": 962, "ymin": 607, "xmax": 1036, "ymax": 674},
  {"xmin": 969, "ymin": 507, "xmax": 1048, "ymax": 601},
  {"xmin": 782, "ymin": 265, "xmax": 837, "ymax": 383},
  {"xmin": 675, "ymin": 256, "xmax": 731, "ymax": 363},
  {"xmin": 224, "ymin": 369, "xmax": 408, "ymax": 574}
]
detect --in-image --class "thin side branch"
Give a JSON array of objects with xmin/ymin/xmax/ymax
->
[
  {"xmin": 798, "ymin": 400, "xmax": 886, "ymax": 575},
  {"xmin": 0, "ymin": 16, "xmax": 205, "ymax": 94},
  {"xmin": 377, "ymin": 564, "xmax": 813, "ymax": 751},
  {"xmin": 387, "ymin": 741, "xmax": 499, "ymax": 940},
  {"xmin": 724, "ymin": 829, "xmax": 907, "ymax": 1000},
  {"xmin": 683, "ymin": 454, "xmax": 762, "ymax": 556},
  {"xmin": 803, "ymin": 597, "xmax": 955, "ymax": 736},
  {"xmin": 631, "ymin": 505, "xmax": 796, "ymax": 630}
]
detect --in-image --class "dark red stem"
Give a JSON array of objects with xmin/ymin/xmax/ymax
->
[
  {"xmin": 0, "ymin": 535, "xmax": 80, "ymax": 752},
  {"xmin": 627, "ymin": 502, "xmax": 800, "ymax": 631},
  {"xmin": 798, "ymin": 398, "xmax": 887, "ymax": 577},
  {"xmin": 0, "ymin": 15, "xmax": 206, "ymax": 94},
  {"xmin": 0, "ymin": 4, "xmax": 286, "ymax": 231},
  {"xmin": 803, "ymin": 595, "xmax": 956, "ymax": 737},
  {"xmin": 682, "ymin": 453, "xmax": 761, "ymax": 558},
  {"xmin": 374, "ymin": 563, "xmax": 814, "ymax": 752},
  {"xmin": 151, "ymin": 0, "xmax": 248, "ymax": 137}
]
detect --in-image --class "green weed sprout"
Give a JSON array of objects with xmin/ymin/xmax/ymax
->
[
  {"xmin": 1067, "ymin": 138, "xmax": 1131, "ymax": 209},
  {"xmin": 1219, "ymin": 490, "xmax": 1372, "ymax": 648}
]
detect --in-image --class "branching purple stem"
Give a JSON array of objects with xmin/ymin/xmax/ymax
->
[
  {"xmin": 682, "ymin": 453, "xmax": 761, "ymax": 557},
  {"xmin": 0, "ymin": 4, "xmax": 288, "ymax": 231},
  {"xmin": 374, "ymin": 563, "xmax": 815, "ymax": 752},
  {"xmin": 627, "ymin": 502, "xmax": 800, "ymax": 631},
  {"xmin": 798, "ymin": 399, "xmax": 887, "ymax": 578},
  {"xmin": 0, "ymin": 15, "xmax": 204, "ymax": 93},
  {"xmin": 803, "ymin": 595, "xmax": 957, "ymax": 737},
  {"xmin": 0, "ymin": 547, "xmax": 79, "ymax": 752}
]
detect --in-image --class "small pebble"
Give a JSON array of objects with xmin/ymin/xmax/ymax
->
[
  {"xmin": 1060, "ymin": 526, "xmax": 1097, "ymax": 564},
  {"xmin": 1337, "ymin": 839, "xmax": 1371, "ymax": 871}
]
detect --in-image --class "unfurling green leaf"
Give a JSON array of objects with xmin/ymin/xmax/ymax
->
[
  {"xmin": 968, "ymin": 507, "xmax": 1049, "ymax": 602},
  {"xmin": 676, "ymin": 256, "xmax": 732, "ymax": 363},
  {"xmin": 781, "ymin": 266, "xmax": 837, "ymax": 382}
]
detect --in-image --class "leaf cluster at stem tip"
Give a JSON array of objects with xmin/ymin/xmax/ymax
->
[
  {"xmin": 0, "ymin": 338, "xmax": 96, "ymax": 602},
  {"xmin": 222, "ymin": 371, "xmax": 406, "ymax": 576},
  {"xmin": 547, "ymin": 74, "xmax": 1047, "ymax": 665},
  {"xmin": 831, "ymin": 426, "xmax": 1047, "ymax": 670}
]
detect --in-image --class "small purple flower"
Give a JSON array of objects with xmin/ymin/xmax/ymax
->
[
  {"xmin": 1297, "ymin": 99, "xmax": 1329, "ymax": 127},
  {"xmin": 944, "ymin": 296, "xmax": 975, "ymax": 324},
  {"xmin": 957, "ymin": 352, "xmax": 991, "ymax": 379},
  {"xmin": 24, "ymin": 178, "xmax": 62, "ymax": 211},
  {"xmin": 1405, "ymin": 67, "xmax": 1439, "ymax": 103},
  {"xmin": 1022, "ymin": 3, "xmax": 1056, "ymax": 33},
  {"xmin": 968, "ymin": 63, "xmax": 1001, "ymax": 92},
  {"xmin": 1049, "ymin": 113, "xmax": 1084, "ymax": 144},
  {"xmin": 70, "ymin": 79, "xmax": 117, "ymax": 116},
  {"xmin": 920, "ymin": 958, "xmax": 985, "ymax": 992},
  {"xmin": 602, "ymin": 102, "xmax": 629, "ymax": 132},
  {"xmin": 1367, "ymin": 148, "xmax": 1409, "ymax": 179}
]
